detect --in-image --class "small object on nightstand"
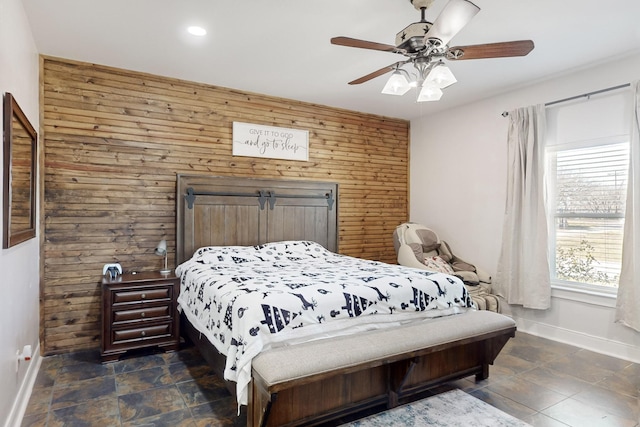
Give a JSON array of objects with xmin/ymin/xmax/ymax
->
[
  {"xmin": 101, "ymin": 271, "xmax": 180, "ymax": 362},
  {"xmin": 102, "ymin": 263, "xmax": 122, "ymax": 279},
  {"xmin": 155, "ymin": 239, "xmax": 171, "ymax": 275}
]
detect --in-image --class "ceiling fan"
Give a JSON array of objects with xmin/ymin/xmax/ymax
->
[{"xmin": 331, "ymin": 0, "xmax": 534, "ymax": 101}]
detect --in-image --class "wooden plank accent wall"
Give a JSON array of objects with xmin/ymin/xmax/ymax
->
[{"xmin": 41, "ymin": 56, "xmax": 409, "ymax": 354}]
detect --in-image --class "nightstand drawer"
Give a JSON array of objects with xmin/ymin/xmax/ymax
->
[
  {"xmin": 113, "ymin": 287, "xmax": 171, "ymax": 304},
  {"xmin": 113, "ymin": 323, "xmax": 172, "ymax": 343},
  {"xmin": 113, "ymin": 305, "xmax": 170, "ymax": 323}
]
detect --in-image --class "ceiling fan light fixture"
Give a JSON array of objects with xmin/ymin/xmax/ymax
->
[
  {"xmin": 425, "ymin": 62, "xmax": 457, "ymax": 88},
  {"xmin": 381, "ymin": 70, "xmax": 411, "ymax": 95},
  {"xmin": 417, "ymin": 83, "xmax": 443, "ymax": 102},
  {"xmin": 330, "ymin": 0, "xmax": 534, "ymax": 106}
]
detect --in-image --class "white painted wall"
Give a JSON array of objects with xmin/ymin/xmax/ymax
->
[
  {"xmin": 410, "ymin": 52, "xmax": 640, "ymax": 363},
  {"xmin": 0, "ymin": 0, "xmax": 41, "ymax": 424}
]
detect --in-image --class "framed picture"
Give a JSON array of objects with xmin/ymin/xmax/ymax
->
[{"xmin": 3, "ymin": 93, "xmax": 38, "ymax": 248}]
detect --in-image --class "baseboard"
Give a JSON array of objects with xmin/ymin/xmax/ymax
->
[
  {"xmin": 514, "ymin": 317, "xmax": 640, "ymax": 364},
  {"xmin": 4, "ymin": 343, "xmax": 42, "ymax": 427}
]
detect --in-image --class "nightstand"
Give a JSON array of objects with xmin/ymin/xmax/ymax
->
[{"xmin": 101, "ymin": 271, "xmax": 180, "ymax": 362}]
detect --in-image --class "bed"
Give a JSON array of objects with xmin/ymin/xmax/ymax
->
[{"xmin": 175, "ymin": 174, "xmax": 515, "ymax": 427}]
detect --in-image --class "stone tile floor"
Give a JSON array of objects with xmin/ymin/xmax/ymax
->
[{"xmin": 21, "ymin": 332, "xmax": 639, "ymax": 426}]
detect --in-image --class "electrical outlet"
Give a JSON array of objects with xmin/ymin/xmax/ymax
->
[{"xmin": 16, "ymin": 345, "xmax": 33, "ymax": 372}]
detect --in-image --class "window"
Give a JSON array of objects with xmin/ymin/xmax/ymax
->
[
  {"xmin": 546, "ymin": 90, "xmax": 631, "ymax": 291},
  {"xmin": 547, "ymin": 140, "xmax": 629, "ymax": 288}
]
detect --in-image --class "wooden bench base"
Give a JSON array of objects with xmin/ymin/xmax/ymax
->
[
  {"xmin": 182, "ymin": 310, "xmax": 516, "ymax": 427},
  {"xmin": 249, "ymin": 310, "xmax": 516, "ymax": 427}
]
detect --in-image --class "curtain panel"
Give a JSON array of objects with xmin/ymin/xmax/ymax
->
[
  {"xmin": 616, "ymin": 80, "xmax": 640, "ymax": 332},
  {"xmin": 495, "ymin": 105, "xmax": 551, "ymax": 309}
]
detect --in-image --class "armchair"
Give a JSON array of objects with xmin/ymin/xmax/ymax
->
[{"xmin": 393, "ymin": 222, "xmax": 499, "ymax": 312}]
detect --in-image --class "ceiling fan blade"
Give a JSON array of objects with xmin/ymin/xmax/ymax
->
[
  {"xmin": 446, "ymin": 40, "xmax": 534, "ymax": 60},
  {"xmin": 348, "ymin": 62, "xmax": 406, "ymax": 85},
  {"xmin": 424, "ymin": 0, "xmax": 480, "ymax": 47},
  {"xmin": 331, "ymin": 36, "xmax": 406, "ymax": 54}
]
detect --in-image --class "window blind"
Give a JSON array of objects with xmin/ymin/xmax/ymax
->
[{"xmin": 552, "ymin": 142, "xmax": 629, "ymax": 285}]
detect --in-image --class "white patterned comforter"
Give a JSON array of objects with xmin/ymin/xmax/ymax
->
[{"xmin": 176, "ymin": 240, "xmax": 473, "ymax": 406}]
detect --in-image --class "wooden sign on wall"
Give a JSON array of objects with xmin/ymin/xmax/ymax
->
[{"xmin": 232, "ymin": 122, "xmax": 309, "ymax": 161}]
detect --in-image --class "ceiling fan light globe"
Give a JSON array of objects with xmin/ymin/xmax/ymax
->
[
  {"xmin": 425, "ymin": 63, "xmax": 457, "ymax": 88},
  {"xmin": 417, "ymin": 84, "xmax": 443, "ymax": 102},
  {"xmin": 382, "ymin": 71, "xmax": 411, "ymax": 95}
]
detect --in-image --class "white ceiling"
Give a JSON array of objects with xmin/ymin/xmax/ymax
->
[{"xmin": 22, "ymin": 0, "xmax": 640, "ymax": 121}]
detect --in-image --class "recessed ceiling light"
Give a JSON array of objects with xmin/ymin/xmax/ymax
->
[{"xmin": 187, "ymin": 26, "xmax": 207, "ymax": 36}]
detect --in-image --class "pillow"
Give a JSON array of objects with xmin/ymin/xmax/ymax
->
[
  {"xmin": 422, "ymin": 255, "xmax": 455, "ymax": 274},
  {"xmin": 195, "ymin": 246, "xmax": 266, "ymax": 265},
  {"xmin": 255, "ymin": 240, "xmax": 331, "ymax": 260}
]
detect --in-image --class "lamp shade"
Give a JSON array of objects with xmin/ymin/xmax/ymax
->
[
  {"xmin": 381, "ymin": 70, "xmax": 411, "ymax": 95},
  {"xmin": 417, "ymin": 84, "xmax": 443, "ymax": 102},
  {"xmin": 425, "ymin": 63, "xmax": 457, "ymax": 89},
  {"xmin": 154, "ymin": 239, "xmax": 167, "ymax": 256}
]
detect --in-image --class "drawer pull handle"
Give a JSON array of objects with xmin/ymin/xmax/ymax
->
[
  {"xmin": 141, "ymin": 331, "xmax": 146, "ymax": 337},
  {"xmin": 141, "ymin": 293, "xmax": 146, "ymax": 299},
  {"xmin": 140, "ymin": 312, "xmax": 145, "ymax": 318}
]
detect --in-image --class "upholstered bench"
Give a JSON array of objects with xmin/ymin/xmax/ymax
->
[{"xmin": 249, "ymin": 310, "xmax": 516, "ymax": 427}]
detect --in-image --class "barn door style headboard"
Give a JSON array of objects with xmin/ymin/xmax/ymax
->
[{"xmin": 176, "ymin": 175, "xmax": 338, "ymax": 264}]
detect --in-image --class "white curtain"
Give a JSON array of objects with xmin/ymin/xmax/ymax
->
[
  {"xmin": 616, "ymin": 80, "xmax": 640, "ymax": 332},
  {"xmin": 494, "ymin": 105, "xmax": 551, "ymax": 309}
]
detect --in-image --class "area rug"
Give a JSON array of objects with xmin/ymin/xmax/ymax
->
[{"xmin": 340, "ymin": 389, "xmax": 531, "ymax": 427}]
